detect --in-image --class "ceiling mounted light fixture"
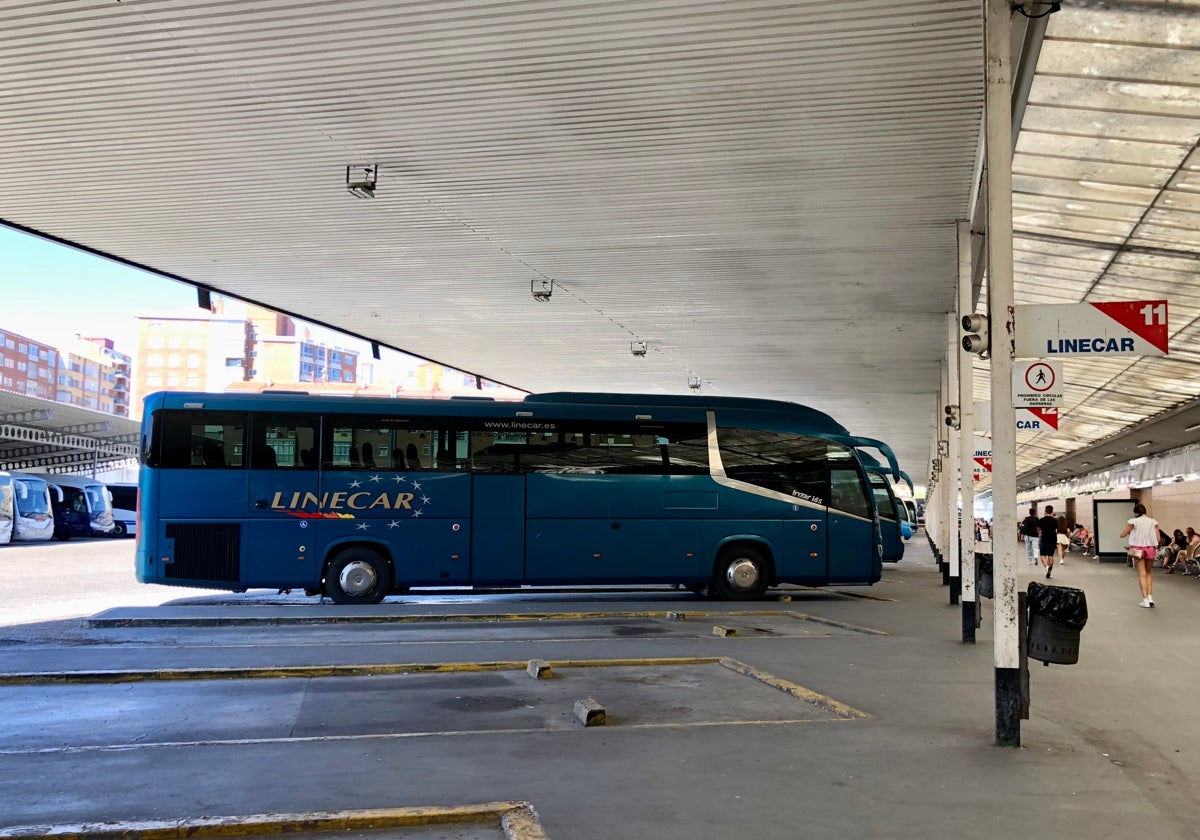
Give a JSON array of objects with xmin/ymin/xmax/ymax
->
[
  {"xmin": 346, "ymin": 164, "xmax": 378, "ymax": 198},
  {"xmin": 1103, "ymin": 453, "xmax": 1117, "ymax": 459},
  {"xmin": 531, "ymin": 279, "xmax": 553, "ymax": 302},
  {"xmin": 1185, "ymin": 422, "xmax": 1200, "ymax": 433},
  {"xmin": 1136, "ymin": 440, "xmax": 1152, "ymax": 448},
  {"xmin": 631, "ymin": 341, "xmax": 647, "ymax": 357},
  {"xmin": 688, "ymin": 376, "xmax": 702, "ymax": 391}
]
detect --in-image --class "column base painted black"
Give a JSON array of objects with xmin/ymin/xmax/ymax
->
[
  {"xmin": 949, "ymin": 574, "xmax": 960, "ymax": 605},
  {"xmin": 1018, "ymin": 591, "xmax": 1030, "ymax": 721},
  {"xmin": 941, "ymin": 562, "xmax": 950, "ymax": 586},
  {"xmin": 961, "ymin": 598, "xmax": 977, "ymax": 643},
  {"xmin": 995, "ymin": 667, "xmax": 1022, "ymax": 747}
]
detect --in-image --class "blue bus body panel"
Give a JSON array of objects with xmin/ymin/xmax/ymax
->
[
  {"xmin": 879, "ymin": 518, "xmax": 904, "ymax": 562},
  {"xmin": 472, "ymin": 475, "xmax": 525, "ymax": 584},
  {"xmin": 828, "ymin": 512, "xmax": 881, "ymax": 583},
  {"xmin": 526, "ymin": 474, "xmax": 706, "ymax": 584}
]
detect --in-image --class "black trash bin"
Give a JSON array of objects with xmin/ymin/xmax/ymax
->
[
  {"xmin": 1026, "ymin": 581, "xmax": 1088, "ymax": 665},
  {"xmin": 977, "ymin": 553, "xmax": 994, "ymax": 599}
]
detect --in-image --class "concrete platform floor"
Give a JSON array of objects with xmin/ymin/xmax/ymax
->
[{"xmin": 0, "ymin": 540, "xmax": 1197, "ymax": 839}]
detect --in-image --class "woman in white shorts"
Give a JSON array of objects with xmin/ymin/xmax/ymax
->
[
  {"xmin": 1119, "ymin": 503, "xmax": 1162, "ymax": 608},
  {"xmin": 1055, "ymin": 517, "xmax": 1070, "ymax": 566}
]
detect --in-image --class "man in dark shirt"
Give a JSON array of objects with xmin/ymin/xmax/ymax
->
[
  {"xmin": 1038, "ymin": 504, "xmax": 1059, "ymax": 579},
  {"xmin": 1020, "ymin": 505, "xmax": 1040, "ymax": 566}
]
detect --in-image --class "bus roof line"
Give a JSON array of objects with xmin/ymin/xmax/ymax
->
[{"xmin": 831, "ymin": 436, "xmax": 901, "ymax": 483}]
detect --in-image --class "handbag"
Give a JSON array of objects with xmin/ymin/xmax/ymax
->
[{"xmin": 1128, "ymin": 547, "xmax": 1144, "ymax": 559}]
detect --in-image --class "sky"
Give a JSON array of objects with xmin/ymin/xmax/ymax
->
[
  {"xmin": 0, "ymin": 225, "xmax": 394, "ymax": 361},
  {"xmin": 1, "ymin": 225, "xmax": 200, "ymax": 354},
  {"xmin": 0, "ymin": 224, "xmax": 514, "ymax": 391}
]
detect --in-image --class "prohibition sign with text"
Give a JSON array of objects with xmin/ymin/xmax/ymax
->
[{"xmin": 1025, "ymin": 363, "xmax": 1055, "ymax": 392}]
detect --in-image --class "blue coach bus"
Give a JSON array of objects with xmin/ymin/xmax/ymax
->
[{"xmin": 136, "ymin": 391, "xmax": 900, "ymax": 603}]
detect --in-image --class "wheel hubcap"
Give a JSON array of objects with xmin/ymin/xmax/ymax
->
[
  {"xmin": 726, "ymin": 559, "xmax": 759, "ymax": 591},
  {"xmin": 339, "ymin": 561, "xmax": 378, "ymax": 597}
]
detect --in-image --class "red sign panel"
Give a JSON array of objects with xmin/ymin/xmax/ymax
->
[
  {"xmin": 1089, "ymin": 300, "xmax": 1169, "ymax": 354},
  {"xmin": 1026, "ymin": 407, "xmax": 1058, "ymax": 430}
]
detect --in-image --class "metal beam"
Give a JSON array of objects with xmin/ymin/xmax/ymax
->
[{"xmin": 0, "ymin": 424, "xmax": 138, "ymax": 457}]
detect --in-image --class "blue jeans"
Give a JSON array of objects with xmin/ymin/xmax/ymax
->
[{"xmin": 1024, "ymin": 535, "xmax": 1037, "ymax": 565}]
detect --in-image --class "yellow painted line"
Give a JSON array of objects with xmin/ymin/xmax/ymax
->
[
  {"xmin": 0, "ymin": 657, "xmax": 725, "ymax": 687},
  {"xmin": 0, "ymin": 802, "xmax": 545, "ymax": 840},
  {"xmin": 87, "ymin": 602, "xmax": 888, "ymax": 628},
  {"xmin": 718, "ymin": 657, "xmax": 870, "ymax": 720}
]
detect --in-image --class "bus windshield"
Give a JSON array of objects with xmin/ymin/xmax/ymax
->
[
  {"xmin": 15, "ymin": 480, "xmax": 51, "ymax": 515},
  {"xmin": 84, "ymin": 485, "xmax": 109, "ymax": 515}
]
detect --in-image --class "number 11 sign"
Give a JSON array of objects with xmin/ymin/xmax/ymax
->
[{"xmin": 1014, "ymin": 300, "xmax": 1169, "ymax": 359}]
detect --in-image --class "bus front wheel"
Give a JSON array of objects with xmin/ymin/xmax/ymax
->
[
  {"xmin": 325, "ymin": 548, "xmax": 391, "ymax": 605},
  {"xmin": 712, "ymin": 545, "xmax": 770, "ymax": 601}
]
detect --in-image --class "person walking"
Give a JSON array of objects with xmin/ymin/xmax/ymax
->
[
  {"xmin": 1038, "ymin": 504, "xmax": 1058, "ymax": 579},
  {"xmin": 1119, "ymin": 503, "xmax": 1162, "ymax": 608},
  {"xmin": 1021, "ymin": 505, "xmax": 1040, "ymax": 567},
  {"xmin": 1056, "ymin": 517, "xmax": 1070, "ymax": 566}
]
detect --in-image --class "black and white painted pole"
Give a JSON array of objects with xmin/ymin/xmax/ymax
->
[
  {"xmin": 957, "ymin": 220, "xmax": 978, "ymax": 642},
  {"xmin": 985, "ymin": 0, "xmax": 1021, "ymax": 747},
  {"xmin": 946, "ymin": 313, "xmax": 962, "ymax": 607}
]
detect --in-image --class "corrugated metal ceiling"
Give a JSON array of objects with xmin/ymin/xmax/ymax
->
[{"xmin": 0, "ymin": 0, "xmax": 1195, "ymax": 488}]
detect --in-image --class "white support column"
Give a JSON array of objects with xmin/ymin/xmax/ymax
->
[
  {"xmin": 936, "ymin": 364, "xmax": 951, "ymax": 581},
  {"xmin": 986, "ymin": 0, "xmax": 1021, "ymax": 746},
  {"xmin": 946, "ymin": 313, "xmax": 962, "ymax": 604},
  {"xmin": 926, "ymin": 419, "xmax": 941, "ymax": 556},
  {"xmin": 958, "ymin": 220, "xmax": 978, "ymax": 641}
]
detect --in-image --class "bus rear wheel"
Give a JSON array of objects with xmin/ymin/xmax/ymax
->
[
  {"xmin": 712, "ymin": 545, "xmax": 770, "ymax": 601},
  {"xmin": 325, "ymin": 548, "xmax": 391, "ymax": 605}
]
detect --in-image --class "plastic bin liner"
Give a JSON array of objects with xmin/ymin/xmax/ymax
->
[
  {"xmin": 977, "ymin": 553, "xmax": 993, "ymax": 575},
  {"xmin": 1026, "ymin": 581, "xmax": 1088, "ymax": 630},
  {"xmin": 976, "ymin": 553, "xmax": 994, "ymax": 599}
]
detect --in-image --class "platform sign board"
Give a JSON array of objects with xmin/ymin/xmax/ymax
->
[
  {"xmin": 972, "ymin": 402, "xmax": 1057, "ymax": 432},
  {"xmin": 1019, "ymin": 407, "xmax": 1058, "ymax": 432},
  {"xmin": 973, "ymin": 447, "xmax": 991, "ymax": 482},
  {"xmin": 1012, "ymin": 361, "xmax": 1063, "ymax": 408},
  {"xmin": 1015, "ymin": 301, "xmax": 1168, "ymax": 359}
]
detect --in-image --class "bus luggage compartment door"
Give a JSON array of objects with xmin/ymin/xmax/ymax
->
[{"xmin": 471, "ymin": 474, "xmax": 525, "ymax": 585}]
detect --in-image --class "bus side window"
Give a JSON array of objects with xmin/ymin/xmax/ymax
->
[
  {"xmin": 829, "ymin": 468, "xmax": 871, "ymax": 518},
  {"xmin": 158, "ymin": 410, "xmax": 246, "ymax": 469},
  {"xmin": 251, "ymin": 414, "xmax": 317, "ymax": 470}
]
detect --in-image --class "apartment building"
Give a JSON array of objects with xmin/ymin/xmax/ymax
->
[{"xmin": 0, "ymin": 329, "xmax": 57, "ymax": 401}]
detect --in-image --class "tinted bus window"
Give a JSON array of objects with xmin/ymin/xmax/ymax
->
[
  {"xmin": 325, "ymin": 416, "xmax": 454, "ymax": 472},
  {"xmin": 249, "ymin": 414, "xmax": 318, "ymax": 470},
  {"xmin": 869, "ymin": 474, "xmax": 899, "ymax": 520},
  {"xmin": 109, "ymin": 486, "xmax": 138, "ymax": 511},
  {"xmin": 717, "ymin": 428, "xmax": 829, "ymax": 504},
  {"xmin": 153, "ymin": 410, "xmax": 246, "ymax": 469},
  {"xmin": 830, "ymin": 467, "xmax": 872, "ymax": 518},
  {"xmin": 594, "ymin": 422, "xmax": 707, "ymax": 474}
]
